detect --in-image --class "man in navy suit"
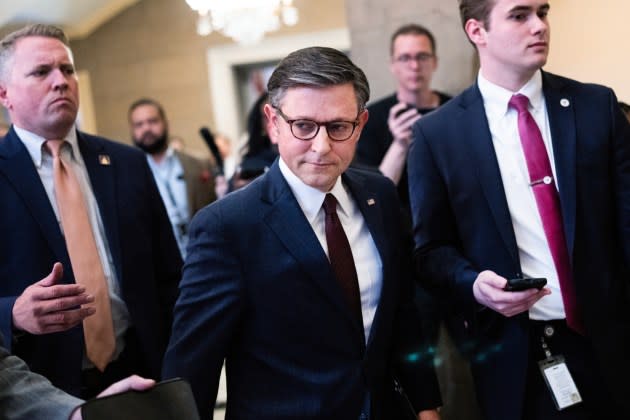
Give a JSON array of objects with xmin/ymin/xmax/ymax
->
[
  {"xmin": 163, "ymin": 46, "xmax": 441, "ymax": 420},
  {"xmin": 408, "ymin": 1, "xmax": 630, "ymax": 419},
  {"xmin": 0, "ymin": 24, "xmax": 181, "ymax": 398}
]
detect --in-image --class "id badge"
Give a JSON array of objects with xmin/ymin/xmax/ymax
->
[{"xmin": 538, "ymin": 355, "xmax": 582, "ymax": 410}]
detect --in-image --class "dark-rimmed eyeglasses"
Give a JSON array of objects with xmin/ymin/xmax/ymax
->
[
  {"xmin": 394, "ymin": 52, "xmax": 434, "ymax": 64},
  {"xmin": 273, "ymin": 107, "xmax": 361, "ymax": 142}
]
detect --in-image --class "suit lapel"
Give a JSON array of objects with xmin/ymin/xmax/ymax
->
[
  {"xmin": 542, "ymin": 73, "xmax": 577, "ymax": 261},
  {"xmin": 78, "ymin": 132, "xmax": 123, "ymax": 280},
  {"xmin": 343, "ymin": 170, "xmax": 389, "ymax": 347},
  {"xmin": 0, "ymin": 129, "xmax": 68, "ymax": 263},
  {"xmin": 459, "ymin": 85, "xmax": 520, "ymax": 265},
  {"xmin": 343, "ymin": 172, "xmax": 388, "ymax": 266},
  {"xmin": 261, "ymin": 163, "xmax": 365, "ymax": 343}
]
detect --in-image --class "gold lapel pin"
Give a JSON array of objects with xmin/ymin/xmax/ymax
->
[
  {"xmin": 367, "ymin": 198, "xmax": 375, "ymax": 206},
  {"xmin": 99, "ymin": 155, "xmax": 111, "ymax": 165}
]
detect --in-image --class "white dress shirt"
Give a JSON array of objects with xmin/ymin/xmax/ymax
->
[
  {"xmin": 477, "ymin": 70, "xmax": 565, "ymax": 320},
  {"xmin": 279, "ymin": 158, "xmax": 383, "ymax": 343},
  {"xmin": 17, "ymin": 125, "xmax": 131, "ymax": 365}
]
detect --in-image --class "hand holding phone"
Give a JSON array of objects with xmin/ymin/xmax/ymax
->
[
  {"xmin": 394, "ymin": 103, "xmax": 415, "ymax": 118},
  {"xmin": 388, "ymin": 103, "xmax": 421, "ymax": 143},
  {"xmin": 504, "ymin": 277, "xmax": 547, "ymax": 292}
]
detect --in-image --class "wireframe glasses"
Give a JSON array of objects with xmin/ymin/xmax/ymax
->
[
  {"xmin": 273, "ymin": 107, "xmax": 361, "ymax": 142},
  {"xmin": 394, "ymin": 52, "xmax": 434, "ymax": 64}
]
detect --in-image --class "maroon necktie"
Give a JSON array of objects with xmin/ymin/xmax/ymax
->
[
  {"xmin": 323, "ymin": 194, "xmax": 363, "ymax": 325},
  {"xmin": 509, "ymin": 94, "xmax": 585, "ymax": 335}
]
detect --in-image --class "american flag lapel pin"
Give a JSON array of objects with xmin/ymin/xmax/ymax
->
[
  {"xmin": 367, "ymin": 198, "xmax": 375, "ymax": 206},
  {"xmin": 98, "ymin": 155, "xmax": 111, "ymax": 165}
]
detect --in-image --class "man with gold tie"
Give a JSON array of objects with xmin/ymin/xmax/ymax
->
[{"xmin": 0, "ymin": 24, "xmax": 181, "ymax": 398}]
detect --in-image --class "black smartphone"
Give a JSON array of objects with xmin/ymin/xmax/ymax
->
[
  {"xmin": 504, "ymin": 277, "xmax": 547, "ymax": 292},
  {"xmin": 394, "ymin": 104, "xmax": 416, "ymax": 118}
]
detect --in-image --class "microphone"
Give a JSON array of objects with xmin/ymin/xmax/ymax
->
[{"xmin": 199, "ymin": 126, "xmax": 224, "ymax": 175}]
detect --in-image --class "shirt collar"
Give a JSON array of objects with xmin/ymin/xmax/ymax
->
[
  {"xmin": 14, "ymin": 125, "xmax": 78, "ymax": 167},
  {"xmin": 278, "ymin": 157, "xmax": 351, "ymax": 224},
  {"xmin": 148, "ymin": 146, "xmax": 176, "ymax": 167},
  {"xmin": 477, "ymin": 70, "xmax": 544, "ymax": 118}
]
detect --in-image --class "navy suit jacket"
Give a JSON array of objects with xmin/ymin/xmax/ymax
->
[
  {"xmin": 408, "ymin": 71, "xmax": 630, "ymax": 419},
  {"xmin": 0, "ymin": 128, "xmax": 182, "ymax": 396},
  {"xmin": 163, "ymin": 161, "xmax": 441, "ymax": 419}
]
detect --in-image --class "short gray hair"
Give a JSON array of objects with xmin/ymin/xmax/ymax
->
[
  {"xmin": 0, "ymin": 24, "xmax": 70, "ymax": 81},
  {"xmin": 267, "ymin": 46, "xmax": 370, "ymax": 112}
]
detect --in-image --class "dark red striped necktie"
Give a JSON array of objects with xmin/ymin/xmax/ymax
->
[
  {"xmin": 322, "ymin": 193, "xmax": 363, "ymax": 325},
  {"xmin": 509, "ymin": 94, "xmax": 585, "ymax": 335}
]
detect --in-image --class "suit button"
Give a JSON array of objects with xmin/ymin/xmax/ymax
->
[{"xmin": 544, "ymin": 325, "xmax": 555, "ymax": 337}]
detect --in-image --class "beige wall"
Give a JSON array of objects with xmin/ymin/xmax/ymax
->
[
  {"xmin": 70, "ymin": 0, "xmax": 347, "ymax": 155},
  {"xmin": 545, "ymin": 0, "xmax": 630, "ymax": 102}
]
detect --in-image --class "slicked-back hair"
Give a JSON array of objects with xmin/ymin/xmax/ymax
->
[
  {"xmin": 128, "ymin": 98, "xmax": 167, "ymax": 122},
  {"xmin": 389, "ymin": 24, "xmax": 437, "ymax": 56},
  {"xmin": 0, "ymin": 24, "xmax": 70, "ymax": 81},
  {"xmin": 267, "ymin": 46, "xmax": 370, "ymax": 113},
  {"xmin": 459, "ymin": 0, "xmax": 496, "ymax": 31}
]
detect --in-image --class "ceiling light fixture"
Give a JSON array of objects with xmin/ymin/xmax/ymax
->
[{"xmin": 186, "ymin": 0, "xmax": 299, "ymax": 45}]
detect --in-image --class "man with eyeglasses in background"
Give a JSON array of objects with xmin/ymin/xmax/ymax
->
[
  {"xmin": 356, "ymin": 24, "xmax": 450, "ymax": 214},
  {"xmin": 163, "ymin": 46, "xmax": 442, "ymax": 420},
  {"xmin": 356, "ymin": 24, "xmax": 480, "ymax": 420}
]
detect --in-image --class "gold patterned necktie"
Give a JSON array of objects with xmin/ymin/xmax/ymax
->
[{"xmin": 46, "ymin": 139, "xmax": 116, "ymax": 371}]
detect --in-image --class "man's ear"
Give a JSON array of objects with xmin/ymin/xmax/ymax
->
[
  {"xmin": 0, "ymin": 84, "xmax": 11, "ymax": 110},
  {"xmin": 354, "ymin": 108, "xmax": 369, "ymax": 138},
  {"xmin": 263, "ymin": 103, "xmax": 280, "ymax": 144},
  {"xmin": 359, "ymin": 108, "xmax": 369, "ymax": 126},
  {"xmin": 464, "ymin": 18, "xmax": 487, "ymax": 47}
]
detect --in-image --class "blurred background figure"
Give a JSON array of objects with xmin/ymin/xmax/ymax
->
[
  {"xmin": 356, "ymin": 23, "xmax": 479, "ymax": 420},
  {"xmin": 356, "ymin": 23, "xmax": 451, "ymax": 213},
  {"xmin": 169, "ymin": 135, "xmax": 185, "ymax": 152},
  {"xmin": 229, "ymin": 92, "xmax": 278, "ymax": 192},
  {"xmin": 211, "ymin": 133, "xmax": 236, "ymax": 199},
  {"xmin": 129, "ymin": 98, "xmax": 216, "ymax": 258},
  {"xmin": 620, "ymin": 101, "xmax": 630, "ymax": 122}
]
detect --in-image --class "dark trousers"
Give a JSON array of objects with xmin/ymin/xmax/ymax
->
[
  {"xmin": 81, "ymin": 328, "xmax": 146, "ymax": 399},
  {"xmin": 523, "ymin": 320, "xmax": 615, "ymax": 420}
]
